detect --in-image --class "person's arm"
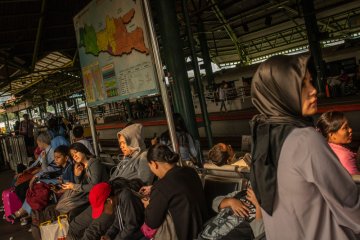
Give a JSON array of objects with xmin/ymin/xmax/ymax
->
[
  {"xmin": 138, "ymin": 156, "xmax": 154, "ymax": 185},
  {"xmin": 246, "ymin": 188, "xmax": 262, "ymax": 220},
  {"xmin": 104, "ymin": 213, "xmax": 120, "ymax": 239},
  {"xmin": 187, "ymin": 134, "xmax": 198, "ymax": 158},
  {"xmin": 294, "ymin": 129, "xmax": 360, "ymax": 232},
  {"xmin": 144, "ymin": 188, "xmax": 169, "ymax": 229},
  {"xmin": 212, "ymin": 190, "xmax": 239, "ymax": 212},
  {"xmin": 73, "ymin": 160, "xmax": 104, "ymax": 193},
  {"xmin": 115, "ymin": 190, "xmax": 144, "ymax": 239}
]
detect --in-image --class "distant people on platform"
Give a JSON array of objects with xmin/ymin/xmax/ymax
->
[
  {"xmin": 151, "ymin": 113, "xmax": 198, "ymax": 165},
  {"xmin": 72, "ymin": 125, "xmax": 94, "ymax": 155},
  {"xmin": 19, "ymin": 114, "xmax": 35, "ymax": 156},
  {"xmin": 141, "ymin": 144, "xmax": 208, "ymax": 240},
  {"xmin": 110, "ymin": 123, "xmax": 154, "ymax": 184},
  {"xmin": 207, "ymin": 143, "xmax": 251, "ymax": 169},
  {"xmin": 250, "ymin": 54, "xmax": 360, "ymax": 239},
  {"xmin": 217, "ymin": 81, "xmax": 228, "ymax": 112},
  {"xmin": 316, "ymin": 111, "xmax": 360, "ymax": 175},
  {"xmin": 47, "ymin": 118, "xmax": 69, "ymax": 149},
  {"xmin": 13, "ymin": 120, "xmax": 20, "ymax": 135}
]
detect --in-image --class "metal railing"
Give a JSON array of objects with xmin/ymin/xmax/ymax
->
[{"xmin": 0, "ymin": 135, "xmax": 29, "ymax": 171}]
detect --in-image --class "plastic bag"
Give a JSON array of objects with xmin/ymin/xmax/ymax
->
[{"xmin": 40, "ymin": 215, "xmax": 69, "ymax": 240}]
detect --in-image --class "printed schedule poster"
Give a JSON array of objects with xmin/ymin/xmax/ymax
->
[{"xmin": 74, "ymin": 0, "xmax": 159, "ymax": 106}]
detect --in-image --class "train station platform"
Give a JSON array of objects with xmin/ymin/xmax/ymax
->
[{"xmin": 0, "ymin": 169, "xmax": 31, "ymax": 240}]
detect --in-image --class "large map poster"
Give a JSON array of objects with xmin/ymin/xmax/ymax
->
[{"xmin": 74, "ymin": 0, "xmax": 158, "ymax": 106}]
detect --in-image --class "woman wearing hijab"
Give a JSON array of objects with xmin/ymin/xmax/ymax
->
[{"xmin": 250, "ymin": 54, "xmax": 360, "ymax": 239}]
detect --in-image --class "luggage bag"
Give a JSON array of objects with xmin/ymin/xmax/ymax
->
[{"xmin": 2, "ymin": 187, "xmax": 22, "ymax": 224}]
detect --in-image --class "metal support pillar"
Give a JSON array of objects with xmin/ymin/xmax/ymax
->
[
  {"xmin": 198, "ymin": 22, "xmax": 215, "ymax": 87},
  {"xmin": 27, "ymin": 108, "xmax": 32, "ymax": 118},
  {"xmin": 15, "ymin": 112, "xmax": 20, "ymax": 122},
  {"xmin": 124, "ymin": 100, "xmax": 133, "ymax": 121},
  {"xmin": 87, "ymin": 107, "xmax": 99, "ymax": 156},
  {"xmin": 32, "ymin": 0, "xmax": 46, "ymax": 70},
  {"xmin": 143, "ymin": 0, "xmax": 180, "ymax": 158},
  {"xmin": 155, "ymin": 0, "xmax": 200, "ymax": 141},
  {"xmin": 301, "ymin": 0, "xmax": 325, "ymax": 95},
  {"xmin": 61, "ymin": 101, "xmax": 68, "ymax": 118},
  {"xmin": 54, "ymin": 100, "xmax": 58, "ymax": 116},
  {"xmin": 5, "ymin": 113, "xmax": 10, "ymax": 133},
  {"xmin": 38, "ymin": 106, "xmax": 43, "ymax": 119},
  {"xmin": 74, "ymin": 98, "xmax": 79, "ymax": 114},
  {"xmin": 43, "ymin": 103, "xmax": 47, "ymax": 114},
  {"xmin": 182, "ymin": 0, "xmax": 213, "ymax": 150}
]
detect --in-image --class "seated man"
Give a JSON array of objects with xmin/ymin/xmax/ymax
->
[
  {"xmin": 72, "ymin": 125, "xmax": 95, "ymax": 155},
  {"xmin": 207, "ymin": 143, "xmax": 251, "ymax": 169},
  {"xmin": 67, "ymin": 179, "xmax": 145, "ymax": 240}
]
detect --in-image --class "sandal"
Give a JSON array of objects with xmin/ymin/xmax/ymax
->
[{"xmin": 20, "ymin": 216, "xmax": 31, "ymax": 226}]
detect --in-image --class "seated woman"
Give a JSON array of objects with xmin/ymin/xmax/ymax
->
[
  {"xmin": 142, "ymin": 144, "xmax": 208, "ymax": 240},
  {"xmin": 316, "ymin": 111, "xmax": 360, "ymax": 175},
  {"xmin": 62, "ymin": 142, "xmax": 108, "ymax": 192},
  {"xmin": 207, "ymin": 143, "xmax": 251, "ymax": 169},
  {"xmin": 64, "ymin": 143, "xmax": 109, "ymax": 239}
]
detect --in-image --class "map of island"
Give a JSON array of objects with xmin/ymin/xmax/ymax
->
[{"xmin": 78, "ymin": 8, "xmax": 149, "ymax": 57}]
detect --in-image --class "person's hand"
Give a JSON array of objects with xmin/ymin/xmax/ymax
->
[
  {"xmin": 139, "ymin": 185, "xmax": 152, "ymax": 196},
  {"xmin": 100, "ymin": 235, "xmax": 111, "ymax": 240},
  {"xmin": 150, "ymin": 137, "xmax": 158, "ymax": 146},
  {"xmin": 62, "ymin": 182, "xmax": 75, "ymax": 190},
  {"xmin": 246, "ymin": 188, "xmax": 259, "ymax": 207},
  {"xmin": 229, "ymin": 198, "xmax": 249, "ymax": 217},
  {"xmin": 74, "ymin": 163, "xmax": 84, "ymax": 177},
  {"xmin": 41, "ymin": 151, "xmax": 46, "ymax": 159},
  {"xmin": 29, "ymin": 176, "xmax": 38, "ymax": 189},
  {"xmin": 141, "ymin": 197, "xmax": 150, "ymax": 208}
]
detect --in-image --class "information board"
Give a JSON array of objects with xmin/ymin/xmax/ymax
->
[{"xmin": 74, "ymin": 0, "xmax": 158, "ymax": 106}]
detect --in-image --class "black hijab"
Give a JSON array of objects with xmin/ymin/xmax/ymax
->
[{"xmin": 250, "ymin": 54, "xmax": 314, "ymax": 215}]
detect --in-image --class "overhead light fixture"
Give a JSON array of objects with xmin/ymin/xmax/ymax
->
[
  {"xmin": 265, "ymin": 15, "xmax": 272, "ymax": 26},
  {"xmin": 242, "ymin": 23, "xmax": 249, "ymax": 32}
]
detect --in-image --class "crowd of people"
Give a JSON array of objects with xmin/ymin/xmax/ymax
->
[{"xmin": 2, "ymin": 53, "xmax": 360, "ymax": 240}]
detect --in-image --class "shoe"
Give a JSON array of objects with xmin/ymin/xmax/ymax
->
[
  {"xmin": 8, "ymin": 214, "xmax": 17, "ymax": 221},
  {"xmin": 20, "ymin": 217, "xmax": 30, "ymax": 226}
]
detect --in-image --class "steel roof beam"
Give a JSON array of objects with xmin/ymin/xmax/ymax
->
[
  {"xmin": 31, "ymin": 0, "xmax": 46, "ymax": 70},
  {"xmin": 208, "ymin": 0, "xmax": 248, "ymax": 64}
]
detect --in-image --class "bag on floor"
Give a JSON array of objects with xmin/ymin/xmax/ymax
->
[
  {"xmin": 31, "ymin": 204, "xmax": 60, "ymax": 240},
  {"xmin": 40, "ymin": 214, "xmax": 69, "ymax": 240},
  {"xmin": 55, "ymin": 190, "xmax": 88, "ymax": 214},
  {"xmin": 26, "ymin": 182, "xmax": 51, "ymax": 211},
  {"xmin": 154, "ymin": 213, "xmax": 178, "ymax": 240},
  {"xmin": 2, "ymin": 187, "xmax": 22, "ymax": 224}
]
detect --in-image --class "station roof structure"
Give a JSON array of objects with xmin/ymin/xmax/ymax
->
[{"xmin": 0, "ymin": 0, "xmax": 359, "ymax": 109}]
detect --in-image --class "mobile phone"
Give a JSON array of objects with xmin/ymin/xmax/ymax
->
[{"xmin": 131, "ymin": 189, "xmax": 147, "ymax": 199}]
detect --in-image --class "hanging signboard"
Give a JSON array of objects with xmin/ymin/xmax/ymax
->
[{"xmin": 73, "ymin": 0, "xmax": 159, "ymax": 107}]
